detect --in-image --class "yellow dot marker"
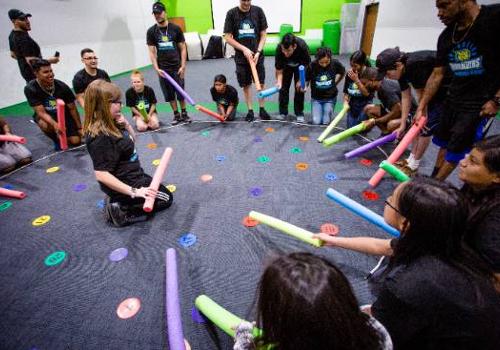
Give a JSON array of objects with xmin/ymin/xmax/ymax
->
[
  {"xmin": 32, "ymin": 215, "xmax": 51, "ymax": 226},
  {"xmin": 152, "ymin": 159, "xmax": 161, "ymax": 166},
  {"xmin": 166, "ymin": 184, "xmax": 177, "ymax": 193},
  {"xmin": 46, "ymin": 166, "xmax": 60, "ymax": 173}
]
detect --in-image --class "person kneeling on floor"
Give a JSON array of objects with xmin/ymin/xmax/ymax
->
[{"xmin": 84, "ymin": 80, "xmax": 172, "ymax": 227}]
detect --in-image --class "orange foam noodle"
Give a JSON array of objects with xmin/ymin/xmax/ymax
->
[
  {"xmin": 143, "ymin": 147, "xmax": 173, "ymax": 212},
  {"xmin": 196, "ymin": 105, "xmax": 225, "ymax": 122},
  {"xmin": 0, "ymin": 187, "xmax": 26, "ymax": 199},
  {"xmin": 56, "ymin": 99, "xmax": 68, "ymax": 150},
  {"xmin": 247, "ymin": 58, "xmax": 262, "ymax": 91},
  {"xmin": 0, "ymin": 134, "xmax": 26, "ymax": 144},
  {"xmin": 368, "ymin": 116, "xmax": 427, "ymax": 187}
]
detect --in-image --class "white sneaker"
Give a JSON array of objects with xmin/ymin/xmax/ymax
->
[
  {"xmin": 296, "ymin": 115, "xmax": 305, "ymax": 123},
  {"xmin": 276, "ymin": 114, "xmax": 286, "ymax": 121}
]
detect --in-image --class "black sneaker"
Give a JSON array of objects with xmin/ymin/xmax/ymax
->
[
  {"xmin": 245, "ymin": 111, "xmax": 255, "ymax": 122},
  {"xmin": 259, "ymin": 109, "xmax": 271, "ymax": 120},
  {"xmin": 171, "ymin": 113, "xmax": 183, "ymax": 126},
  {"xmin": 181, "ymin": 111, "xmax": 192, "ymax": 123},
  {"xmin": 106, "ymin": 201, "xmax": 128, "ymax": 227}
]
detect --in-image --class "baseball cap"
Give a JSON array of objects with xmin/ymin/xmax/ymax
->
[
  {"xmin": 376, "ymin": 47, "xmax": 402, "ymax": 72},
  {"xmin": 8, "ymin": 9, "xmax": 32, "ymax": 21},
  {"xmin": 152, "ymin": 2, "xmax": 166, "ymax": 14}
]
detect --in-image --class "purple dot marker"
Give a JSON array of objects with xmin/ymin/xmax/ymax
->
[
  {"xmin": 73, "ymin": 184, "xmax": 87, "ymax": 192},
  {"xmin": 253, "ymin": 136, "xmax": 263, "ymax": 143},
  {"xmin": 191, "ymin": 306, "xmax": 206, "ymax": 323},
  {"xmin": 249, "ymin": 187, "xmax": 263, "ymax": 197},
  {"xmin": 109, "ymin": 248, "xmax": 128, "ymax": 262},
  {"xmin": 97, "ymin": 199, "xmax": 105, "ymax": 209}
]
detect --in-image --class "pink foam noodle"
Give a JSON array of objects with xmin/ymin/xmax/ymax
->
[
  {"xmin": 0, "ymin": 134, "xmax": 26, "ymax": 144},
  {"xmin": 0, "ymin": 187, "xmax": 26, "ymax": 199},
  {"xmin": 143, "ymin": 147, "xmax": 173, "ymax": 212},
  {"xmin": 56, "ymin": 99, "xmax": 68, "ymax": 150}
]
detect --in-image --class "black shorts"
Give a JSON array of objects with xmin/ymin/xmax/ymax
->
[
  {"xmin": 433, "ymin": 103, "xmax": 485, "ymax": 163},
  {"xmin": 34, "ymin": 112, "xmax": 79, "ymax": 137},
  {"xmin": 158, "ymin": 69, "xmax": 185, "ymax": 103},
  {"xmin": 236, "ymin": 59, "xmax": 265, "ymax": 87},
  {"xmin": 420, "ymin": 100, "xmax": 444, "ymax": 137}
]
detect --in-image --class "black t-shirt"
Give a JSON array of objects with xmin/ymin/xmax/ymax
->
[
  {"xmin": 72, "ymin": 68, "xmax": 111, "ymax": 94},
  {"xmin": 9, "ymin": 30, "xmax": 41, "ymax": 82},
  {"xmin": 436, "ymin": 4, "xmax": 500, "ymax": 110},
  {"xmin": 24, "ymin": 79, "xmax": 76, "ymax": 121},
  {"xmin": 307, "ymin": 60, "xmax": 345, "ymax": 100},
  {"xmin": 343, "ymin": 73, "xmax": 374, "ymax": 113},
  {"xmin": 275, "ymin": 37, "xmax": 311, "ymax": 70},
  {"xmin": 223, "ymin": 6, "xmax": 268, "ymax": 65},
  {"xmin": 86, "ymin": 131, "xmax": 145, "ymax": 197},
  {"xmin": 399, "ymin": 50, "xmax": 450, "ymax": 103},
  {"xmin": 126, "ymin": 86, "xmax": 157, "ymax": 113},
  {"xmin": 146, "ymin": 23, "xmax": 185, "ymax": 70},
  {"xmin": 210, "ymin": 85, "xmax": 239, "ymax": 108},
  {"xmin": 372, "ymin": 255, "xmax": 500, "ymax": 349},
  {"xmin": 377, "ymin": 79, "xmax": 417, "ymax": 114},
  {"xmin": 462, "ymin": 184, "xmax": 500, "ymax": 272}
]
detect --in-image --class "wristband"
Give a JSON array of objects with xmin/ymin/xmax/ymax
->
[{"xmin": 130, "ymin": 187, "xmax": 137, "ymax": 198}]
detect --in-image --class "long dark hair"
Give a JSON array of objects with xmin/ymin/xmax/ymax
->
[
  {"xmin": 255, "ymin": 252, "xmax": 383, "ymax": 350},
  {"xmin": 350, "ymin": 50, "xmax": 371, "ymax": 67},
  {"xmin": 390, "ymin": 177, "xmax": 493, "ymax": 280}
]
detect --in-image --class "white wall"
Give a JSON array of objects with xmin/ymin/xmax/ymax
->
[
  {"xmin": 356, "ymin": 0, "xmax": 497, "ymax": 59},
  {"xmin": 1, "ymin": 0, "xmax": 155, "ymax": 108}
]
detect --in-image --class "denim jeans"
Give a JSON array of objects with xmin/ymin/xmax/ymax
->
[
  {"xmin": 312, "ymin": 99, "xmax": 335, "ymax": 125},
  {"xmin": 346, "ymin": 110, "xmax": 369, "ymax": 128}
]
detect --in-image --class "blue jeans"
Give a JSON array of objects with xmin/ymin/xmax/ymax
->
[
  {"xmin": 346, "ymin": 110, "xmax": 369, "ymax": 128},
  {"xmin": 312, "ymin": 99, "xmax": 335, "ymax": 125}
]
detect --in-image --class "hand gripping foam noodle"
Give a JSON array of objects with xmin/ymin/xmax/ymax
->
[
  {"xmin": 248, "ymin": 211, "xmax": 323, "ymax": 247},
  {"xmin": 143, "ymin": 147, "xmax": 173, "ymax": 212},
  {"xmin": 379, "ymin": 160, "xmax": 410, "ymax": 182},
  {"xmin": 317, "ymin": 104, "xmax": 350, "ymax": 142},
  {"xmin": 195, "ymin": 295, "xmax": 262, "ymax": 338},
  {"xmin": 159, "ymin": 70, "xmax": 196, "ymax": 106},
  {"xmin": 369, "ymin": 116, "xmax": 427, "ymax": 187},
  {"xmin": 56, "ymin": 99, "xmax": 68, "ymax": 150},
  {"xmin": 322, "ymin": 120, "xmax": 368, "ymax": 147},
  {"xmin": 257, "ymin": 86, "xmax": 279, "ymax": 99},
  {"xmin": 299, "ymin": 65, "xmax": 306, "ymax": 89},
  {"xmin": 248, "ymin": 58, "xmax": 262, "ymax": 91},
  {"xmin": 0, "ymin": 187, "xmax": 26, "ymax": 199},
  {"xmin": 166, "ymin": 248, "xmax": 186, "ymax": 350},
  {"xmin": 195, "ymin": 105, "xmax": 225, "ymax": 122},
  {"xmin": 344, "ymin": 132, "xmax": 397, "ymax": 159},
  {"xmin": 0, "ymin": 134, "xmax": 26, "ymax": 144},
  {"xmin": 138, "ymin": 105, "xmax": 149, "ymax": 123},
  {"xmin": 326, "ymin": 188, "xmax": 400, "ymax": 237}
]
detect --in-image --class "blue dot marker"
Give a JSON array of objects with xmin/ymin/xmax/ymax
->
[
  {"xmin": 215, "ymin": 155, "xmax": 226, "ymax": 162},
  {"xmin": 325, "ymin": 172, "xmax": 338, "ymax": 181},
  {"xmin": 97, "ymin": 199, "xmax": 105, "ymax": 209},
  {"xmin": 179, "ymin": 233, "xmax": 197, "ymax": 248}
]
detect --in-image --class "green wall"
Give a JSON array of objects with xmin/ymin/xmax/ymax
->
[{"xmin": 160, "ymin": 0, "xmax": 360, "ymax": 34}]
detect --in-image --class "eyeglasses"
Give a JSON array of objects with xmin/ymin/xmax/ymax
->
[
  {"xmin": 83, "ymin": 57, "xmax": 98, "ymax": 60},
  {"xmin": 384, "ymin": 197, "xmax": 401, "ymax": 214}
]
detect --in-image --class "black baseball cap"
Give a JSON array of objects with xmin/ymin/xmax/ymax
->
[
  {"xmin": 376, "ymin": 47, "xmax": 402, "ymax": 72},
  {"xmin": 152, "ymin": 2, "xmax": 166, "ymax": 14},
  {"xmin": 8, "ymin": 9, "xmax": 32, "ymax": 21}
]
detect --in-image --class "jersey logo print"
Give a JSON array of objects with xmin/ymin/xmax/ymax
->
[
  {"xmin": 448, "ymin": 41, "xmax": 484, "ymax": 77},
  {"xmin": 348, "ymin": 82, "xmax": 362, "ymax": 96},
  {"xmin": 158, "ymin": 32, "xmax": 175, "ymax": 51},
  {"xmin": 315, "ymin": 73, "xmax": 333, "ymax": 89},
  {"xmin": 238, "ymin": 20, "xmax": 256, "ymax": 39},
  {"xmin": 45, "ymin": 98, "xmax": 57, "ymax": 112}
]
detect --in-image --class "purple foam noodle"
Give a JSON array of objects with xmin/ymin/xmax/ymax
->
[
  {"xmin": 166, "ymin": 248, "xmax": 186, "ymax": 350},
  {"xmin": 160, "ymin": 70, "xmax": 195, "ymax": 106},
  {"xmin": 344, "ymin": 132, "xmax": 397, "ymax": 159}
]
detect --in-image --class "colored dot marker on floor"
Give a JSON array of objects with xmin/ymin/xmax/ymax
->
[
  {"xmin": 242, "ymin": 216, "xmax": 259, "ymax": 228},
  {"xmin": 325, "ymin": 172, "xmax": 338, "ymax": 181},
  {"xmin": 192, "ymin": 306, "xmax": 206, "ymax": 323},
  {"xmin": 298, "ymin": 136, "xmax": 309, "ymax": 142},
  {"xmin": 257, "ymin": 155, "xmax": 270, "ymax": 163},
  {"xmin": 44, "ymin": 251, "xmax": 66, "ymax": 267},
  {"xmin": 0, "ymin": 201, "xmax": 12, "ymax": 212},
  {"xmin": 73, "ymin": 184, "xmax": 87, "ymax": 192},
  {"xmin": 2, "ymin": 184, "xmax": 14, "ymax": 190},
  {"xmin": 362, "ymin": 190, "xmax": 380, "ymax": 201},
  {"xmin": 295, "ymin": 162, "xmax": 309, "ymax": 171},
  {"xmin": 249, "ymin": 187, "xmax": 263, "ymax": 197},
  {"xmin": 97, "ymin": 199, "xmax": 105, "ymax": 209},
  {"xmin": 253, "ymin": 136, "xmax": 263, "ymax": 143},
  {"xmin": 116, "ymin": 297, "xmax": 141, "ymax": 319},
  {"xmin": 166, "ymin": 184, "xmax": 177, "ymax": 193},
  {"xmin": 147, "ymin": 143, "xmax": 158, "ymax": 150},
  {"xmin": 109, "ymin": 248, "xmax": 128, "ymax": 262},
  {"xmin": 179, "ymin": 233, "xmax": 197, "ymax": 248},
  {"xmin": 46, "ymin": 166, "xmax": 60, "ymax": 174},
  {"xmin": 320, "ymin": 223, "xmax": 340, "ymax": 236},
  {"xmin": 215, "ymin": 155, "xmax": 226, "ymax": 162},
  {"xmin": 290, "ymin": 147, "xmax": 302, "ymax": 154},
  {"xmin": 152, "ymin": 159, "xmax": 161, "ymax": 166},
  {"xmin": 265, "ymin": 127, "xmax": 275, "ymax": 133},
  {"xmin": 359, "ymin": 158, "xmax": 373, "ymax": 167},
  {"xmin": 32, "ymin": 215, "xmax": 51, "ymax": 227},
  {"xmin": 200, "ymin": 174, "xmax": 213, "ymax": 183},
  {"xmin": 201, "ymin": 130, "xmax": 210, "ymax": 137}
]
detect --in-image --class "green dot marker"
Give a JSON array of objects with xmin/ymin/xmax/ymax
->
[
  {"xmin": 0, "ymin": 201, "xmax": 12, "ymax": 212},
  {"xmin": 290, "ymin": 147, "xmax": 302, "ymax": 154},
  {"xmin": 44, "ymin": 251, "xmax": 66, "ymax": 267},
  {"xmin": 257, "ymin": 156, "xmax": 270, "ymax": 163},
  {"xmin": 201, "ymin": 131, "xmax": 210, "ymax": 137}
]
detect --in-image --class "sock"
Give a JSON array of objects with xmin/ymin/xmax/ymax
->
[
  {"xmin": 407, "ymin": 153, "xmax": 415, "ymax": 164},
  {"xmin": 248, "ymin": 109, "xmax": 254, "ymax": 114},
  {"xmin": 408, "ymin": 159, "xmax": 420, "ymax": 171}
]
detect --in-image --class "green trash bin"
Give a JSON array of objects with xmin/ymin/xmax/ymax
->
[
  {"xmin": 279, "ymin": 24, "xmax": 294, "ymax": 40},
  {"xmin": 323, "ymin": 20, "xmax": 341, "ymax": 54}
]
